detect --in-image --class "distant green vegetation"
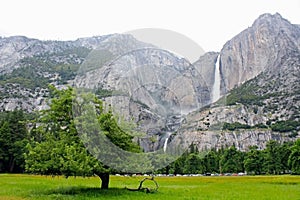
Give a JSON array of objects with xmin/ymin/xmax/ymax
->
[
  {"xmin": 225, "ymin": 79, "xmax": 262, "ymax": 106},
  {"xmin": 0, "ymin": 46, "xmax": 91, "ymax": 90},
  {"xmin": 222, "ymin": 122, "xmax": 252, "ymax": 131},
  {"xmin": 95, "ymin": 88, "xmax": 114, "ymax": 97},
  {"xmin": 225, "ymin": 75, "xmax": 282, "ymax": 106},
  {"xmin": 95, "ymin": 88, "xmax": 126, "ymax": 98},
  {"xmin": 222, "ymin": 122, "xmax": 271, "ymax": 131},
  {"xmin": 0, "ymin": 66, "xmax": 50, "ymax": 90},
  {"xmin": 54, "ymin": 63, "xmax": 80, "ymax": 84},
  {"xmin": 270, "ymin": 120, "xmax": 300, "ymax": 133},
  {"xmin": 0, "ymin": 174, "xmax": 300, "ymax": 200},
  {"xmin": 222, "ymin": 120, "xmax": 298, "ymax": 133}
]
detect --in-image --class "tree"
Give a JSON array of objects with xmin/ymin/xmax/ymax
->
[
  {"xmin": 0, "ymin": 121, "xmax": 11, "ymax": 172},
  {"xmin": 183, "ymin": 153, "xmax": 204, "ymax": 174},
  {"xmin": 264, "ymin": 140, "xmax": 282, "ymax": 174},
  {"xmin": 288, "ymin": 139, "xmax": 300, "ymax": 175},
  {"xmin": 25, "ymin": 86, "xmax": 140, "ymax": 189},
  {"xmin": 244, "ymin": 146, "xmax": 264, "ymax": 174},
  {"xmin": 169, "ymin": 152, "xmax": 188, "ymax": 175},
  {"xmin": 219, "ymin": 146, "xmax": 244, "ymax": 173},
  {"xmin": 203, "ymin": 149, "xmax": 219, "ymax": 173},
  {"xmin": 0, "ymin": 110, "xmax": 28, "ymax": 173},
  {"xmin": 278, "ymin": 142, "xmax": 293, "ymax": 173}
]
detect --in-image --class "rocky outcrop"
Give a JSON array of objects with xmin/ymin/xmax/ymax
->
[
  {"xmin": 171, "ymin": 99, "xmax": 299, "ymax": 152},
  {"xmin": 0, "ymin": 83, "xmax": 49, "ymax": 112}
]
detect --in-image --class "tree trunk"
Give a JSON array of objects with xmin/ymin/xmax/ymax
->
[
  {"xmin": 8, "ymin": 157, "xmax": 15, "ymax": 173},
  {"xmin": 165, "ymin": 166, "xmax": 170, "ymax": 175},
  {"xmin": 98, "ymin": 173, "xmax": 109, "ymax": 189}
]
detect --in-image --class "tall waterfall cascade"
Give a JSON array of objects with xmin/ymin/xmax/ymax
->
[{"xmin": 212, "ymin": 54, "xmax": 221, "ymax": 102}]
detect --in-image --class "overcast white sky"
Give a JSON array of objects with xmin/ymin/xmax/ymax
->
[{"xmin": 0, "ymin": 0, "xmax": 299, "ymax": 52}]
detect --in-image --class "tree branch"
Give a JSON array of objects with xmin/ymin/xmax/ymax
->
[{"xmin": 126, "ymin": 176, "xmax": 159, "ymax": 193}]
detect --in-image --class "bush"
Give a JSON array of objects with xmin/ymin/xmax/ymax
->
[
  {"xmin": 254, "ymin": 123, "xmax": 268, "ymax": 129},
  {"xmin": 223, "ymin": 122, "xmax": 251, "ymax": 131},
  {"xmin": 270, "ymin": 120, "xmax": 300, "ymax": 133}
]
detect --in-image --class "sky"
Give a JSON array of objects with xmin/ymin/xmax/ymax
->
[{"xmin": 0, "ymin": 0, "xmax": 299, "ymax": 53}]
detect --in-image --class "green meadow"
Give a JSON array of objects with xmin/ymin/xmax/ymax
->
[{"xmin": 1, "ymin": 174, "xmax": 300, "ymax": 200}]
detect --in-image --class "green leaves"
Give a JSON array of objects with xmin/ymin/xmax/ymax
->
[
  {"xmin": 0, "ymin": 110, "xmax": 28, "ymax": 173},
  {"xmin": 220, "ymin": 146, "xmax": 244, "ymax": 173},
  {"xmin": 25, "ymin": 86, "xmax": 141, "ymax": 178},
  {"xmin": 288, "ymin": 139, "xmax": 300, "ymax": 174},
  {"xmin": 244, "ymin": 146, "xmax": 264, "ymax": 174},
  {"xmin": 270, "ymin": 120, "xmax": 300, "ymax": 133},
  {"xmin": 223, "ymin": 122, "xmax": 251, "ymax": 131}
]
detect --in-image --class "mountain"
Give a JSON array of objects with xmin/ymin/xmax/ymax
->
[
  {"xmin": 0, "ymin": 34, "xmax": 155, "ymax": 111},
  {"xmin": 0, "ymin": 13, "xmax": 299, "ymax": 152},
  {"xmin": 220, "ymin": 13, "xmax": 300, "ymax": 93},
  {"xmin": 180, "ymin": 13, "xmax": 300, "ymax": 151},
  {"xmin": 195, "ymin": 13, "xmax": 300, "ymax": 94}
]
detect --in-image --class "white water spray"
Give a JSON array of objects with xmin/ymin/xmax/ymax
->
[{"xmin": 212, "ymin": 54, "xmax": 221, "ymax": 102}]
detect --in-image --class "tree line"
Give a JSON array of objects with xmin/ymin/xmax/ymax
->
[{"xmin": 158, "ymin": 140, "xmax": 300, "ymax": 175}]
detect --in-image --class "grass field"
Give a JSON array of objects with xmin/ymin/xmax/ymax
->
[{"xmin": 1, "ymin": 174, "xmax": 300, "ymax": 200}]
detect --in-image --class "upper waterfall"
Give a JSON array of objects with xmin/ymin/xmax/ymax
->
[{"xmin": 212, "ymin": 54, "xmax": 221, "ymax": 102}]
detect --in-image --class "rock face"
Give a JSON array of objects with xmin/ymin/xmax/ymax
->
[
  {"xmin": 0, "ymin": 84, "xmax": 49, "ymax": 112},
  {"xmin": 180, "ymin": 130, "xmax": 294, "ymax": 152},
  {"xmin": 75, "ymin": 47, "xmax": 211, "ymax": 151},
  {"xmin": 219, "ymin": 13, "xmax": 300, "ymax": 93},
  {"xmin": 193, "ymin": 52, "xmax": 219, "ymax": 95}
]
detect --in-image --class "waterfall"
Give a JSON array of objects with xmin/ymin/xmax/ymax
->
[
  {"xmin": 163, "ymin": 132, "xmax": 172, "ymax": 152},
  {"xmin": 212, "ymin": 54, "xmax": 221, "ymax": 102}
]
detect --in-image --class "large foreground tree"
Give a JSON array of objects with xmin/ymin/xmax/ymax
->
[{"xmin": 25, "ymin": 86, "xmax": 140, "ymax": 189}]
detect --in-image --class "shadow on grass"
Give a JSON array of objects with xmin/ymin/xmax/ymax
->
[
  {"xmin": 33, "ymin": 186, "xmax": 158, "ymax": 199},
  {"xmin": 44, "ymin": 187, "xmax": 131, "ymax": 197},
  {"xmin": 264, "ymin": 182, "xmax": 299, "ymax": 185}
]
